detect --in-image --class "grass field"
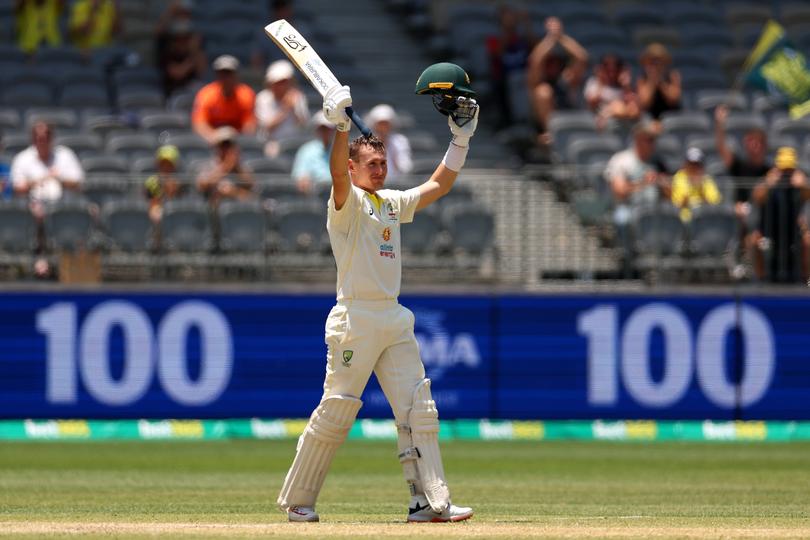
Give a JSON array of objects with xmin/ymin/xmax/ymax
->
[{"xmin": 0, "ymin": 439, "xmax": 809, "ymax": 539}]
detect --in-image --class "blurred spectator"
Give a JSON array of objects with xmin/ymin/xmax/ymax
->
[
  {"xmin": 11, "ymin": 122, "xmax": 84, "ymax": 213},
  {"xmin": 526, "ymin": 17, "xmax": 588, "ymax": 141},
  {"xmin": 585, "ymin": 54, "xmax": 640, "ymax": 131},
  {"xmin": 605, "ymin": 122, "xmax": 670, "ymax": 258},
  {"xmin": 636, "ymin": 43, "xmax": 681, "ymax": 124},
  {"xmin": 192, "ymin": 55, "xmax": 257, "ymax": 144},
  {"xmin": 156, "ymin": 20, "xmax": 206, "ymax": 97},
  {"xmin": 155, "ymin": 0, "xmax": 193, "ymax": 38},
  {"xmin": 486, "ymin": 5, "xmax": 536, "ymax": 127},
  {"xmin": 255, "ymin": 60, "xmax": 309, "ymax": 157},
  {"xmin": 250, "ymin": 0, "xmax": 310, "ymax": 69},
  {"xmin": 291, "ymin": 111, "xmax": 334, "ymax": 195},
  {"xmin": 15, "ymin": 0, "xmax": 64, "ymax": 54},
  {"xmin": 365, "ymin": 104, "xmax": 412, "ymax": 179},
  {"xmin": 0, "ymin": 132, "xmax": 11, "ymax": 200},
  {"xmin": 196, "ymin": 127, "xmax": 255, "ymax": 205},
  {"xmin": 144, "ymin": 145, "xmax": 186, "ymax": 224},
  {"xmin": 68, "ymin": 0, "xmax": 121, "ymax": 51},
  {"xmin": 714, "ymin": 105, "xmax": 770, "ymax": 208},
  {"xmin": 671, "ymin": 147, "xmax": 721, "ymax": 222},
  {"xmin": 750, "ymin": 147, "xmax": 810, "ymax": 282}
]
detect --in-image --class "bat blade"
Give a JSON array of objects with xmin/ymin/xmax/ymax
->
[{"xmin": 264, "ymin": 19, "xmax": 372, "ymax": 137}]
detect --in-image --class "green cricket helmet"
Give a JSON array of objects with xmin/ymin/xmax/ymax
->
[
  {"xmin": 415, "ymin": 62, "xmax": 477, "ymax": 126},
  {"xmin": 414, "ymin": 62, "xmax": 476, "ymax": 97}
]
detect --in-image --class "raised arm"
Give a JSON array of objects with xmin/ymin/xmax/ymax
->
[
  {"xmin": 323, "ymin": 85, "xmax": 353, "ymax": 210},
  {"xmin": 714, "ymin": 105, "xmax": 734, "ymax": 169},
  {"xmin": 417, "ymin": 98, "xmax": 479, "ymax": 210}
]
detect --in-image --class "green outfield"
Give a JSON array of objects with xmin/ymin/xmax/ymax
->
[{"xmin": 0, "ymin": 440, "xmax": 808, "ymax": 539}]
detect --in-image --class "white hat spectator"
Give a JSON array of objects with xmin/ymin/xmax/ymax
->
[
  {"xmin": 265, "ymin": 60, "xmax": 295, "ymax": 84},
  {"xmin": 212, "ymin": 54, "xmax": 239, "ymax": 72},
  {"xmin": 685, "ymin": 147, "xmax": 705, "ymax": 164},
  {"xmin": 311, "ymin": 110, "xmax": 334, "ymax": 129},
  {"xmin": 366, "ymin": 104, "xmax": 398, "ymax": 127}
]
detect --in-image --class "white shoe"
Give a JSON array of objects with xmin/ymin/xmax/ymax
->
[
  {"xmin": 287, "ymin": 506, "xmax": 319, "ymax": 522},
  {"xmin": 407, "ymin": 496, "xmax": 473, "ymax": 523}
]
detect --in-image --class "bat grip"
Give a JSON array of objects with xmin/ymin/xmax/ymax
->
[{"xmin": 345, "ymin": 106, "xmax": 372, "ymax": 138}]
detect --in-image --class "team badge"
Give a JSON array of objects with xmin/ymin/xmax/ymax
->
[
  {"xmin": 342, "ymin": 350, "xmax": 353, "ymax": 366},
  {"xmin": 382, "ymin": 227, "xmax": 391, "ymax": 241}
]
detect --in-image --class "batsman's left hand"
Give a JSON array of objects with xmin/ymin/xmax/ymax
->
[
  {"xmin": 324, "ymin": 85, "xmax": 352, "ymax": 132},
  {"xmin": 448, "ymin": 97, "xmax": 479, "ymax": 148}
]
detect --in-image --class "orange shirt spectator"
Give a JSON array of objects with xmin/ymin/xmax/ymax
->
[{"xmin": 192, "ymin": 54, "xmax": 256, "ymax": 143}]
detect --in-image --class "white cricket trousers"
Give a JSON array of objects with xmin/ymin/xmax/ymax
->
[{"xmin": 322, "ymin": 299, "xmax": 425, "ymax": 423}]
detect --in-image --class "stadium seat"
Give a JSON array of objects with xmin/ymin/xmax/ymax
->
[
  {"xmin": 44, "ymin": 200, "xmax": 97, "ymax": 252},
  {"xmin": 163, "ymin": 132, "xmax": 211, "ymax": 162},
  {"xmin": 401, "ymin": 205, "xmax": 442, "ymax": 255},
  {"xmin": 112, "ymin": 66, "xmax": 161, "ymax": 91},
  {"xmin": 725, "ymin": 3, "xmax": 772, "ymax": 27},
  {"xmin": 59, "ymin": 82, "xmax": 109, "ymax": 108},
  {"xmin": 117, "ymin": 89, "xmax": 164, "ymax": 111},
  {"xmin": 438, "ymin": 184, "xmax": 474, "ymax": 208},
  {"xmin": 549, "ymin": 111, "xmax": 598, "ymax": 155},
  {"xmin": 614, "ymin": 5, "xmax": 665, "ymax": 30},
  {"xmin": 722, "ymin": 113, "xmax": 767, "ymax": 142},
  {"xmin": 160, "ymin": 199, "xmax": 214, "ymax": 253},
  {"xmin": 571, "ymin": 189, "xmax": 611, "ymax": 227},
  {"xmin": 260, "ymin": 179, "xmax": 304, "ymax": 204},
  {"xmin": 273, "ymin": 200, "xmax": 328, "ymax": 254},
  {"xmin": 688, "ymin": 204, "xmax": 738, "ymax": 259},
  {"xmin": 678, "ymin": 68, "xmax": 728, "ymax": 92},
  {"xmin": 569, "ymin": 25, "xmax": 628, "ymax": 49},
  {"xmin": 24, "ymin": 108, "xmax": 78, "ymax": 130},
  {"xmin": 632, "ymin": 204, "xmax": 685, "ymax": 273},
  {"xmin": 84, "ymin": 114, "xmax": 131, "ymax": 139},
  {"xmin": 140, "ymin": 112, "xmax": 190, "ymax": 134},
  {"xmin": 665, "ymin": 4, "xmax": 723, "ymax": 27},
  {"xmin": 167, "ymin": 91, "xmax": 196, "ymax": 114},
  {"xmin": 780, "ymin": 3, "xmax": 810, "ymax": 26},
  {"xmin": 2, "ymin": 82, "xmax": 54, "ymax": 108},
  {"xmin": 235, "ymin": 136, "xmax": 265, "ymax": 161},
  {"xmin": 404, "ymin": 130, "xmax": 439, "ymax": 153},
  {"xmin": 101, "ymin": 199, "xmax": 154, "ymax": 253},
  {"xmin": 106, "ymin": 133, "xmax": 157, "ymax": 161},
  {"xmin": 769, "ymin": 116, "xmax": 810, "ymax": 140},
  {"xmin": 694, "ymin": 90, "xmax": 748, "ymax": 113},
  {"xmin": 81, "ymin": 155, "xmax": 129, "ymax": 175},
  {"xmin": 633, "ymin": 26, "xmax": 680, "ymax": 48},
  {"xmin": 660, "ymin": 112, "xmax": 711, "ymax": 144},
  {"xmin": 566, "ymin": 134, "xmax": 623, "ymax": 165},
  {"xmin": 678, "ymin": 25, "xmax": 733, "ymax": 50},
  {"xmin": 245, "ymin": 157, "xmax": 292, "ymax": 175},
  {"xmin": 82, "ymin": 176, "xmax": 130, "ymax": 207},
  {"xmin": 0, "ymin": 199, "xmax": 37, "ymax": 258},
  {"xmin": 3, "ymin": 133, "xmax": 31, "ymax": 155},
  {"xmin": 218, "ymin": 199, "xmax": 267, "ymax": 253},
  {"xmin": 37, "ymin": 46, "xmax": 85, "ymax": 65},
  {"xmin": 55, "ymin": 133, "xmax": 104, "ymax": 157},
  {"xmin": 442, "ymin": 202, "xmax": 495, "ymax": 255}
]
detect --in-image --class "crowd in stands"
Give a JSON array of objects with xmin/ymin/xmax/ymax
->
[{"xmin": 473, "ymin": 2, "xmax": 810, "ymax": 284}]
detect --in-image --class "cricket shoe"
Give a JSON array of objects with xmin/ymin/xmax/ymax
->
[
  {"xmin": 287, "ymin": 506, "xmax": 319, "ymax": 522},
  {"xmin": 407, "ymin": 496, "xmax": 473, "ymax": 523}
]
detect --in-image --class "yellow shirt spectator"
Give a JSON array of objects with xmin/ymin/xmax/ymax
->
[
  {"xmin": 16, "ymin": 0, "xmax": 63, "ymax": 54},
  {"xmin": 671, "ymin": 168, "xmax": 722, "ymax": 222},
  {"xmin": 69, "ymin": 0, "xmax": 119, "ymax": 50}
]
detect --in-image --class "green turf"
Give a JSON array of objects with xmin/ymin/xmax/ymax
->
[{"xmin": 0, "ymin": 440, "xmax": 808, "ymax": 538}]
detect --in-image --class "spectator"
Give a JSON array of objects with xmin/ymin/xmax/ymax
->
[
  {"xmin": 196, "ymin": 127, "xmax": 255, "ymax": 205},
  {"xmin": 584, "ymin": 54, "xmax": 640, "ymax": 131},
  {"xmin": 604, "ymin": 122, "xmax": 670, "ymax": 260},
  {"xmin": 156, "ymin": 20, "xmax": 206, "ymax": 98},
  {"xmin": 250, "ymin": 0, "xmax": 311, "ymax": 69},
  {"xmin": 155, "ymin": 0, "xmax": 193, "ymax": 38},
  {"xmin": 714, "ymin": 105, "xmax": 770, "ymax": 210},
  {"xmin": 68, "ymin": 0, "xmax": 121, "ymax": 51},
  {"xmin": 750, "ymin": 147, "xmax": 810, "ymax": 282},
  {"xmin": 636, "ymin": 43, "xmax": 681, "ymax": 124},
  {"xmin": 11, "ymin": 122, "xmax": 84, "ymax": 214},
  {"xmin": 486, "ymin": 5, "xmax": 536, "ymax": 127},
  {"xmin": 15, "ymin": 0, "xmax": 64, "ymax": 54},
  {"xmin": 0, "ymin": 132, "xmax": 12, "ymax": 200},
  {"xmin": 291, "ymin": 111, "xmax": 334, "ymax": 195},
  {"xmin": 192, "ymin": 55, "xmax": 256, "ymax": 144},
  {"xmin": 255, "ymin": 59, "xmax": 309, "ymax": 157},
  {"xmin": 671, "ymin": 147, "xmax": 722, "ymax": 222},
  {"xmin": 144, "ymin": 145, "xmax": 186, "ymax": 224},
  {"xmin": 365, "ymin": 104, "xmax": 412, "ymax": 179},
  {"xmin": 526, "ymin": 16, "xmax": 588, "ymax": 142}
]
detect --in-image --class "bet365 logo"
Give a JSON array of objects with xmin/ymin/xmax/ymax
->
[{"xmin": 283, "ymin": 34, "xmax": 307, "ymax": 51}]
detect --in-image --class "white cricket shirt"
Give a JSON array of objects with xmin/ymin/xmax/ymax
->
[
  {"xmin": 327, "ymin": 183, "xmax": 420, "ymax": 301},
  {"xmin": 11, "ymin": 145, "xmax": 84, "ymax": 203}
]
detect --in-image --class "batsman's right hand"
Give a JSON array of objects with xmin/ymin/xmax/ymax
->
[{"xmin": 324, "ymin": 85, "xmax": 352, "ymax": 132}]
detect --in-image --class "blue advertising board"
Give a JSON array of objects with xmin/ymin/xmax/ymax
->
[{"xmin": 0, "ymin": 292, "xmax": 807, "ymax": 420}]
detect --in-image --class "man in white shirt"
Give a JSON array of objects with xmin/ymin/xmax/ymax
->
[
  {"xmin": 277, "ymin": 73, "xmax": 478, "ymax": 524},
  {"xmin": 11, "ymin": 122, "xmax": 84, "ymax": 210},
  {"xmin": 255, "ymin": 59, "xmax": 309, "ymax": 157},
  {"xmin": 365, "ymin": 104, "xmax": 412, "ymax": 179}
]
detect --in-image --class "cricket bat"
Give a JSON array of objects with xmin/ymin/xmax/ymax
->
[{"xmin": 265, "ymin": 19, "xmax": 372, "ymax": 137}]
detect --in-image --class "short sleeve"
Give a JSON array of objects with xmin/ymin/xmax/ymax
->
[
  {"xmin": 57, "ymin": 147, "xmax": 84, "ymax": 183},
  {"xmin": 328, "ymin": 183, "xmax": 362, "ymax": 233},
  {"xmin": 395, "ymin": 187, "xmax": 421, "ymax": 224}
]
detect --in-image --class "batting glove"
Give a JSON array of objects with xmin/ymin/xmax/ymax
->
[
  {"xmin": 323, "ymin": 85, "xmax": 352, "ymax": 132},
  {"xmin": 448, "ymin": 97, "xmax": 479, "ymax": 148}
]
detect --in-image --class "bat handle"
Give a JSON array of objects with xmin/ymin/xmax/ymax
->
[{"xmin": 345, "ymin": 106, "xmax": 373, "ymax": 138}]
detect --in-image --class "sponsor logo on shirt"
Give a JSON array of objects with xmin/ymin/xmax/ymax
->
[
  {"xmin": 382, "ymin": 227, "xmax": 391, "ymax": 241},
  {"xmin": 379, "ymin": 243, "xmax": 396, "ymax": 259},
  {"xmin": 386, "ymin": 202, "xmax": 397, "ymax": 221}
]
